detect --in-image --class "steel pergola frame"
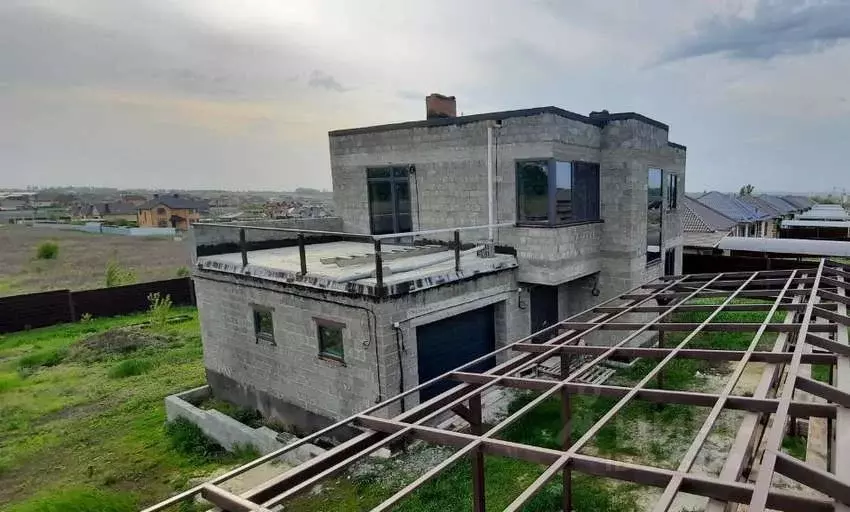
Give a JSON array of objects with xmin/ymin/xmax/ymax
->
[{"xmin": 145, "ymin": 259, "xmax": 850, "ymax": 512}]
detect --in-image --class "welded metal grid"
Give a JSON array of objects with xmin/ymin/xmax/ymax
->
[{"xmin": 146, "ymin": 260, "xmax": 850, "ymax": 512}]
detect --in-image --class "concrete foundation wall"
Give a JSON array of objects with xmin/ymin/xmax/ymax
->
[{"xmin": 164, "ymin": 385, "xmax": 325, "ymax": 464}]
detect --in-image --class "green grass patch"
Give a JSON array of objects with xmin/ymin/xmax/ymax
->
[
  {"xmin": 782, "ymin": 434, "xmax": 807, "ymax": 460},
  {"xmin": 17, "ymin": 348, "xmax": 67, "ymax": 374},
  {"xmin": 6, "ymin": 486, "xmax": 135, "ymax": 512},
  {"xmin": 812, "ymin": 364, "xmax": 832, "ymax": 383},
  {"xmin": 108, "ymin": 358, "xmax": 153, "ymax": 379},
  {"xmin": 165, "ymin": 417, "xmax": 226, "ymax": 460},
  {"xmin": 0, "ymin": 307, "xmax": 239, "ymax": 510}
]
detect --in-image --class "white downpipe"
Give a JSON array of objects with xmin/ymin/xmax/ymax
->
[{"xmin": 487, "ymin": 124, "xmax": 495, "ymax": 242}]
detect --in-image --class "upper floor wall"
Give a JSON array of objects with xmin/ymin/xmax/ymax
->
[{"xmin": 328, "ymin": 107, "xmax": 685, "ymax": 285}]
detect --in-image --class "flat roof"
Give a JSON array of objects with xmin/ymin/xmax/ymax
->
[
  {"xmin": 782, "ymin": 219, "xmax": 850, "ymax": 228},
  {"xmin": 196, "ymin": 241, "xmax": 517, "ymax": 296},
  {"xmin": 328, "ymin": 106, "xmax": 678, "ymax": 139},
  {"xmin": 717, "ymin": 236, "xmax": 850, "ymax": 256}
]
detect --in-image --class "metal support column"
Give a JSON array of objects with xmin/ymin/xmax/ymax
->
[{"xmin": 469, "ymin": 394, "xmax": 485, "ymax": 512}]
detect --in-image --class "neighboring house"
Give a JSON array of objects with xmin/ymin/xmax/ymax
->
[
  {"xmin": 0, "ymin": 193, "xmax": 36, "ymax": 210},
  {"xmin": 781, "ymin": 204, "xmax": 850, "ymax": 240},
  {"xmin": 70, "ymin": 203, "xmax": 101, "ymax": 219},
  {"xmin": 691, "ymin": 191, "xmax": 771, "ymax": 237},
  {"xmin": 191, "ymin": 95, "xmax": 686, "ymax": 434},
  {"xmin": 137, "ymin": 194, "xmax": 210, "ymax": 230},
  {"xmin": 782, "ymin": 195, "xmax": 815, "ymax": 211},
  {"xmin": 682, "ymin": 195, "xmax": 736, "ymax": 253},
  {"xmin": 96, "ymin": 202, "xmax": 138, "ymax": 222},
  {"xmin": 738, "ymin": 195, "xmax": 785, "ymax": 237},
  {"xmin": 120, "ymin": 194, "xmax": 148, "ymax": 206},
  {"xmin": 758, "ymin": 194, "xmax": 802, "ymax": 217}
]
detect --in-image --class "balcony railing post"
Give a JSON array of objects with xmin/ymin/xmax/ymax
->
[
  {"xmin": 454, "ymin": 230, "xmax": 461, "ymax": 272},
  {"xmin": 239, "ymin": 228, "xmax": 248, "ymax": 268},
  {"xmin": 374, "ymin": 239, "xmax": 384, "ymax": 297},
  {"xmin": 298, "ymin": 233, "xmax": 307, "ymax": 276}
]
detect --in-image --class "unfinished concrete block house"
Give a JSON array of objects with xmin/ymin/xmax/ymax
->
[{"xmin": 190, "ymin": 95, "xmax": 686, "ymax": 435}]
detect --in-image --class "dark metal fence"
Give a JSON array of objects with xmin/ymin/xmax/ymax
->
[{"xmin": 0, "ymin": 278, "xmax": 195, "ymax": 334}]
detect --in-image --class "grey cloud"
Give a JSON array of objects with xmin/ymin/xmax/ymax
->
[
  {"xmin": 0, "ymin": 2, "xmax": 307, "ymax": 99},
  {"xmin": 664, "ymin": 0, "xmax": 850, "ymax": 61},
  {"xmin": 307, "ymin": 70, "xmax": 349, "ymax": 92}
]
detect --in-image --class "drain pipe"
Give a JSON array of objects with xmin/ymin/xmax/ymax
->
[{"xmin": 487, "ymin": 123, "xmax": 495, "ymax": 243}]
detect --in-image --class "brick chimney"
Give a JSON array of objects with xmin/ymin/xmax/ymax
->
[{"xmin": 426, "ymin": 93, "xmax": 456, "ymax": 119}]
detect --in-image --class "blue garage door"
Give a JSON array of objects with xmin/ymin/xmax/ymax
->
[{"xmin": 416, "ymin": 305, "xmax": 496, "ymax": 402}]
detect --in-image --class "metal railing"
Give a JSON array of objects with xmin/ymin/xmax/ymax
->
[{"xmin": 194, "ymin": 222, "xmax": 514, "ymax": 296}]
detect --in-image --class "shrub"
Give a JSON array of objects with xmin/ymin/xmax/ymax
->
[
  {"xmin": 36, "ymin": 241, "xmax": 59, "ymax": 260},
  {"xmin": 80, "ymin": 312, "xmax": 93, "ymax": 323},
  {"xmin": 176, "ymin": 266, "xmax": 191, "ymax": 277},
  {"xmin": 6, "ymin": 487, "xmax": 135, "ymax": 512},
  {"xmin": 147, "ymin": 292, "xmax": 173, "ymax": 330},
  {"xmin": 105, "ymin": 259, "xmax": 137, "ymax": 287},
  {"xmin": 108, "ymin": 358, "xmax": 153, "ymax": 379},
  {"xmin": 165, "ymin": 417, "xmax": 225, "ymax": 460}
]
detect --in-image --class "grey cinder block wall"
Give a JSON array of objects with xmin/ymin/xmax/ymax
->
[
  {"xmin": 329, "ymin": 106, "xmax": 685, "ymax": 326},
  {"xmin": 195, "ymin": 266, "xmax": 525, "ymax": 430}
]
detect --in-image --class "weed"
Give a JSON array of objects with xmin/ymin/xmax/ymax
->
[
  {"xmin": 782, "ymin": 434, "xmax": 807, "ymax": 460},
  {"xmin": 164, "ymin": 417, "xmax": 225, "ymax": 460},
  {"xmin": 176, "ymin": 266, "xmax": 191, "ymax": 277},
  {"xmin": 147, "ymin": 292, "xmax": 173, "ymax": 330},
  {"xmin": 35, "ymin": 241, "xmax": 59, "ymax": 260},
  {"xmin": 105, "ymin": 258, "xmax": 137, "ymax": 287},
  {"xmin": 17, "ymin": 347, "xmax": 67, "ymax": 375},
  {"xmin": 6, "ymin": 486, "xmax": 135, "ymax": 512},
  {"xmin": 79, "ymin": 312, "xmax": 93, "ymax": 323},
  {"xmin": 231, "ymin": 443, "xmax": 261, "ymax": 461},
  {"xmin": 108, "ymin": 358, "xmax": 153, "ymax": 379}
]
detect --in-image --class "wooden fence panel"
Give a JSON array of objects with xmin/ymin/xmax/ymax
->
[
  {"xmin": 0, "ymin": 278, "xmax": 195, "ymax": 334},
  {"xmin": 0, "ymin": 289, "xmax": 73, "ymax": 333}
]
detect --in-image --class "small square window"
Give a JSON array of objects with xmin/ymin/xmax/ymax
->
[
  {"xmin": 316, "ymin": 320, "xmax": 345, "ymax": 361},
  {"xmin": 254, "ymin": 308, "xmax": 275, "ymax": 344}
]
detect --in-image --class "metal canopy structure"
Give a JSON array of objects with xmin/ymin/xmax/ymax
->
[{"xmin": 146, "ymin": 260, "xmax": 850, "ymax": 512}]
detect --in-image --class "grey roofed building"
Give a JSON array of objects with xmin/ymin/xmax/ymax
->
[
  {"xmin": 137, "ymin": 194, "xmax": 210, "ymax": 212},
  {"xmin": 95, "ymin": 202, "xmax": 137, "ymax": 216},
  {"xmin": 683, "ymin": 195, "xmax": 735, "ymax": 232},
  {"xmin": 758, "ymin": 194, "xmax": 800, "ymax": 215},
  {"xmin": 682, "ymin": 195, "xmax": 735, "ymax": 249},
  {"xmin": 781, "ymin": 195, "xmax": 814, "ymax": 210},
  {"xmin": 738, "ymin": 195, "xmax": 783, "ymax": 218},
  {"xmin": 692, "ymin": 191, "xmax": 769, "ymax": 222}
]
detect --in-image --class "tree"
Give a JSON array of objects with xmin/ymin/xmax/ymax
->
[{"xmin": 739, "ymin": 184, "xmax": 755, "ymax": 196}]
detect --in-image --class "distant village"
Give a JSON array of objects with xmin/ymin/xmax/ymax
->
[{"xmin": 0, "ymin": 188, "xmax": 335, "ymax": 230}]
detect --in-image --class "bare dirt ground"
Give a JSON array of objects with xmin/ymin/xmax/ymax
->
[{"xmin": 0, "ymin": 225, "xmax": 190, "ymax": 296}]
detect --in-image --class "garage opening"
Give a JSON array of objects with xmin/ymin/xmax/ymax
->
[{"xmin": 416, "ymin": 305, "xmax": 496, "ymax": 402}]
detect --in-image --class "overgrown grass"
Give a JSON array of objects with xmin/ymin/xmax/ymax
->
[
  {"xmin": 6, "ymin": 486, "xmax": 135, "ymax": 512},
  {"xmin": 0, "ymin": 307, "xmax": 241, "ymax": 510},
  {"xmin": 812, "ymin": 364, "xmax": 832, "ymax": 383},
  {"xmin": 107, "ymin": 358, "xmax": 153, "ymax": 379}
]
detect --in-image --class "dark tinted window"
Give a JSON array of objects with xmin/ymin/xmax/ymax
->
[
  {"xmin": 317, "ymin": 322, "xmax": 344, "ymax": 361},
  {"xmin": 367, "ymin": 167, "xmax": 412, "ymax": 235},
  {"xmin": 647, "ymin": 168, "xmax": 663, "ymax": 264},
  {"xmin": 254, "ymin": 309, "xmax": 274, "ymax": 343},
  {"xmin": 516, "ymin": 161, "xmax": 549, "ymax": 223}
]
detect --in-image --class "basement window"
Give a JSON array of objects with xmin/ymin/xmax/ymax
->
[
  {"xmin": 316, "ymin": 319, "xmax": 345, "ymax": 362},
  {"xmin": 516, "ymin": 159, "xmax": 600, "ymax": 226},
  {"xmin": 253, "ymin": 308, "xmax": 275, "ymax": 344}
]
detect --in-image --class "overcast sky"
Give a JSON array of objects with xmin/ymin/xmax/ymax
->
[{"xmin": 2, "ymin": 0, "xmax": 849, "ymax": 193}]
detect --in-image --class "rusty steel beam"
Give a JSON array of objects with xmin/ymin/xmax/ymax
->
[
  {"xmin": 653, "ymin": 270, "xmax": 800, "ymax": 512},
  {"xmin": 502, "ymin": 272, "xmax": 762, "ymax": 511},
  {"xmin": 510, "ymin": 343, "xmax": 838, "ymax": 364},
  {"xmin": 594, "ymin": 303, "xmax": 815, "ymax": 314},
  {"xmin": 749, "ymin": 260, "xmax": 825, "ymax": 511},
  {"xmin": 556, "ymin": 321, "xmax": 834, "ymax": 332}
]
